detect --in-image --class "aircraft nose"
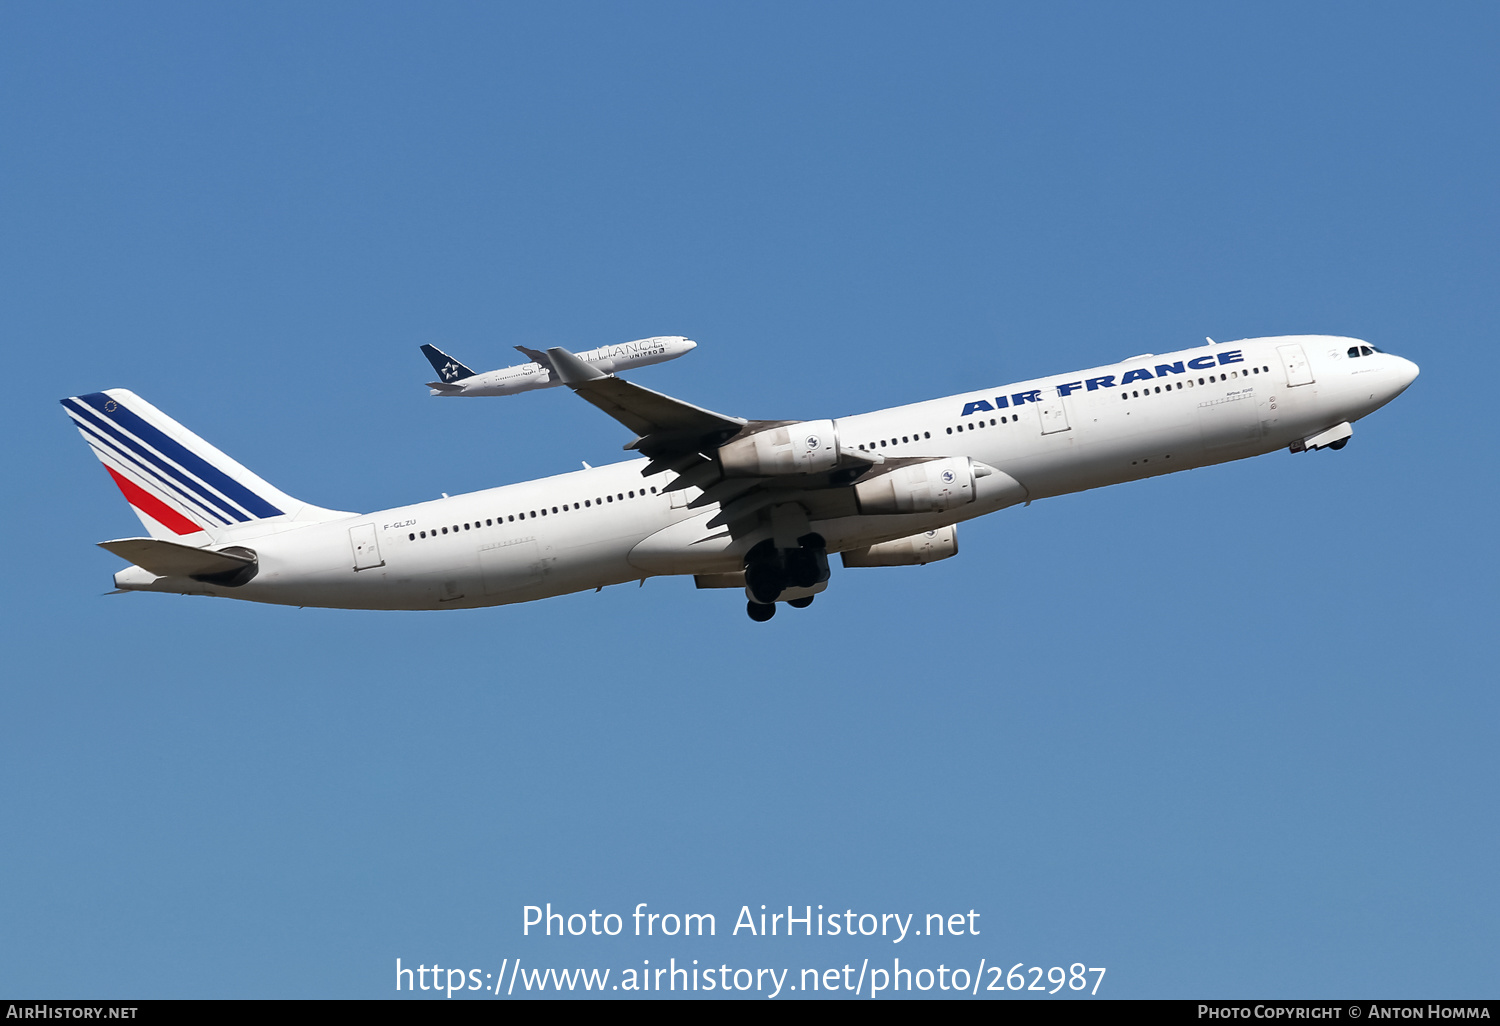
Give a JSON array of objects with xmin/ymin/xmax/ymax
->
[
  {"xmin": 681, "ymin": 338, "xmax": 697, "ymax": 350},
  {"xmin": 1394, "ymin": 356, "xmax": 1419, "ymax": 391}
]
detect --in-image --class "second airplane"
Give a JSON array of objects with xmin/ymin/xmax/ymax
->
[{"xmin": 421, "ymin": 335, "xmax": 696, "ymax": 397}]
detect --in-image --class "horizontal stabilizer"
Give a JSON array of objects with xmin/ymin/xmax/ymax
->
[{"xmin": 98, "ymin": 537, "xmax": 255, "ymax": 577}]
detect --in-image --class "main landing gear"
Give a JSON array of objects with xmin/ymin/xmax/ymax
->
[
  {"xmin": 745, "ymin": 593, "xmax": 815, "ymax": 622},
  {"xmin": 743, "ymin": 534, "xmax": 829, "ymax": 621}
]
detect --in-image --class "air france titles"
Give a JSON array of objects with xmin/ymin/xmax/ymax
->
[{"xmin": 960, "ymin": 349, "xmax": 1247, "ymax": 418}]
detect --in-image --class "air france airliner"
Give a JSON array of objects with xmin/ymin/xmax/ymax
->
[{"xmin": 63, "ymin": 335, "xmax": 1417, "ymax": 621}]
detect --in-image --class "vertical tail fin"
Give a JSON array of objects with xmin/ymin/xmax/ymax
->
[
  {"xmin": 61, "ymin": 389, "xmax": 350, "ymax": 541},
  {"xmin": 420, "ymin": 344, "xmax": 476, "ymax": 383}
]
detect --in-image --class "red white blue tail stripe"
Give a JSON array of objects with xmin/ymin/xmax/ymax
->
[{"xmin": 62, "ymin": 390, "xmax": 287, "ymax": 538}]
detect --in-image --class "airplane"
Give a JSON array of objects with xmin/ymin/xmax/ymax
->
[
  {"xmin": 421, "ymin": 335, "xmax": 697, "ymax": 397},
  {"xmin": 62, "ymin": 335, "xmax": 1418, "ymax": 621}
]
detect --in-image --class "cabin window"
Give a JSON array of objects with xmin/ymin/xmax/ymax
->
[
  {"xmin": 650, "ymin": 487, "xmax": 657, "ymax": 494},
  {"xmin": 408, "ymin": 532, "xmax": 415, "ymax": 540},
  {"xmin": 441, "ymin": 527, "xmax": 448, "ymax": 534},
  {"xmin": 628, "ymin": 491, "xmax": 635, "ymax": 498},
  {"xmin": 585, "ymin": 500, "xmax": 591, "ymax": 507},
  {"xmin": 618, "ymin": 493, "xmax": 624, "ymax": 500},
  {"xmin": 606, "ymin": 495, "xmax": 613, "ymax": 502},
  {"xmin": 552, "ymin": 506, "xmax": 559, "ymax": 513}
]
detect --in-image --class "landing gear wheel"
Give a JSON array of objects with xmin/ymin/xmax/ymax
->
[
  {"xmin": 1328, "ymin": 437, "xmax": 1348, "ymax": 450},
  {"xmin": 788, "ymin": 596, "xmax": 814, "ymax": 609},
  {"xmin": 745, "ymin": 563, "xmax": 785, "ymax": 605},
  {"xmin": 785, "ymin": 549, "xmax": 819, "ymax": 589},
  {"xmin": 746, "ymin": 601, "xmax": 776, "ymax": 622}
]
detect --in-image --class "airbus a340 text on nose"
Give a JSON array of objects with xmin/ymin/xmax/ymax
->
[
  {"xmin": 64, "ymin": 335, "xmax": 1417, "ymax": 621},
  {"xmin": 420, "ymin": 335, "xmax": 697, "ymax": 397}
]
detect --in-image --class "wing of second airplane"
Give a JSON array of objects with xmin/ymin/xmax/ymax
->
[{"xmin": 514, "ymin": 345, "xmax": 554, "ymax": 368}]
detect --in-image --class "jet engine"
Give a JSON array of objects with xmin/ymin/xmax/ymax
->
[
  {"xmin": 841, "ymin": 525, "xmax": 958, "ymax": 567},
  {"xmin": 718, "ymin": 420, "xmax": 840, "ymax": 476},
  {"xmin": 853, "ymin": 457, "xmax": 981, "ymax": 514}
]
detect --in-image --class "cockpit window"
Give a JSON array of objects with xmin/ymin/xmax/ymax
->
[
  {"xmin": 1360, "ymin": 345, "xmax": 1374, "ymax": 356},
  {"xmin": 1347, "ymin": 346, "xmax": 1361, "ymax": 358}
]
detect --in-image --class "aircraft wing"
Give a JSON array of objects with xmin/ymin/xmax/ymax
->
[
  {"xmin": 546, "ymin": 346, "xmax": 747, "ymax": 458},
  {"xmin": 544, "ymin": 346, "xmax": 927, "ymax": 535},
  {"xmin": 514, "ymin": 345, "xmax": 554, "ymax": 368}
]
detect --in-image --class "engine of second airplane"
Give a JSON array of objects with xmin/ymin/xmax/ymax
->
[
  {"xmin": 718, "ymin": 419, "xmax": 840, "ymax": 476},
  {"xmin": 853, "ymin": 457, "xmax": 980, "ymax": 514}
]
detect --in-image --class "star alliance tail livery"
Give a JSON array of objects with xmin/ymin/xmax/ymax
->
[
  {"xmin": 421, "ymin": 335, "xmax": 696, "ymax": 397},
  {"xmin": 65, "ymin": 335, "xmax": 1417, "ymax": 621}
]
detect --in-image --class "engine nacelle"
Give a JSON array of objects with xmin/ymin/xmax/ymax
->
[
  {"xmin": 841, "ymin": 525, "xmax": 958, "ymax": 567},
  {"xmin": 853, "ymin": 457, "xmax": 978, "ymax": 514},
  {"xmin": 719, "ymin": 420, "xmax": 839, "ymax": 476}
]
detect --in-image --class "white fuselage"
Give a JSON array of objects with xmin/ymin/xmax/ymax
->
[
  {"xmin": 435, "ymin": 336, "xmax": 697, "ymax": 397},
  {"xmin": 120, "ymin": 335, "xmax": 1418, "ymax": 609}
]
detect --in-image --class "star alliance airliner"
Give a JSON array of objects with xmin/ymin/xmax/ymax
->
[{"xmin": 63, "ymin": 335, "xmax": 1417, "ymax": 621}]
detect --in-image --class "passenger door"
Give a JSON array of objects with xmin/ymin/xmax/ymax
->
[
  {"xmin": 349, "ymin": 523, "xmax": 384, "ymax": 570},
  {"xmin": 1037, "ymin": 395, "xmax": 1071, "ymax": 435},
  {"xmin": 1277, "ymin": 344, "xmax": 1315, "ymax": 387}
]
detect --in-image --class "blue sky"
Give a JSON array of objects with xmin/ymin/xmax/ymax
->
[{"xmin": 2, "ymin": 1, "xmax": 1495, "ymax": 999}]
